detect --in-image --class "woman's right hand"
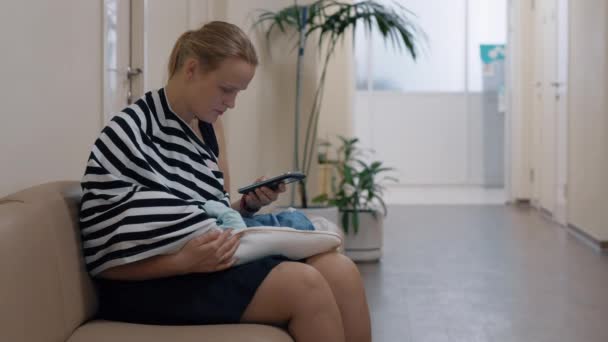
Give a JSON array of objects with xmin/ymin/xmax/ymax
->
[{"xmin": 176, "ymin": 229, "xmax": 243, "ymax": 274}]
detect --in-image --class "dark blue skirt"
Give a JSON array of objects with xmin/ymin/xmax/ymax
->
[{"xmin": 93, "ymin": 255, "xmax": 291, "ymax": 325}]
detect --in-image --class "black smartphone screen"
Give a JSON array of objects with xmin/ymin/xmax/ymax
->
[{"xmin": 237, "ymin": 172, "xmax": 306, "ymax": 194}]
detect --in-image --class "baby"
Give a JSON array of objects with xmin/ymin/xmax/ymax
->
[
  {"xmin": 202, "ymin": 200, "xmax": 247, "ymax": 230},
  {"xmin": 202, "ymin": 199, "xmax": 315, "ymax": 231}
]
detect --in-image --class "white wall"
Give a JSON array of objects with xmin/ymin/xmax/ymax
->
[
  {"xmin": 355, "ymin": 92, "xmax": 469, "ymax": 185},
  {"xmin": 317, "ymin": 26, "xmax": 355, "ymax": 154},
  {"xmin": 567, "ymin": 0, "xmax": 608, "ymax": 241},
  {"xmin": 355, "ymin": 92, "xmax": 503, "ymax": 187},
  {"xmin": 0, "ymin": 0, "xmax": 102, "ymax": 197}
]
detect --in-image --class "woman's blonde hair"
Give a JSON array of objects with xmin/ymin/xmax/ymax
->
[{"xmin": 168, "ymin": 21, "xmax": 258, "ymax": 78}]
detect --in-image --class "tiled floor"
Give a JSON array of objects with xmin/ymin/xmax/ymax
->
[{"xmin": 358, "ymin": 205, "xmax": 608, "ymax": 342}]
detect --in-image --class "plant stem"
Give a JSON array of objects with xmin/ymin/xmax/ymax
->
[
  {"xmin": 298, "ymin": 180, "xmax": 308, "ymax": 208},
  {"xmin": 299, "ymin": 37, "xmax": 338, "ymax": 208},
  {"xmin": 292, "ymin": 3, "xmax": 307, "ymax": 207}
]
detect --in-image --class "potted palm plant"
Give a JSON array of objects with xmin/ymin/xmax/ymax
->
[
  {"xmin": 313, "ymin": 136, "xmax": 396, "ymax": 261},
  {"xmin": 253, "ymin": 0, "xmax": 421, "ymax": 209}
]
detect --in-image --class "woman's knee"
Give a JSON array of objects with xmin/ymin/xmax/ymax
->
[
  {"xmin": 273, "ymin": 262, "xmax": 341, "ymax": 317},
  {"xmin": 308, "ymin": 252, "xmax": 361, "ymax": 280},
  {"xmin": 241, "ymin": 261, "xmax": 337, "ymax": 323},
  {"xmin": 273, "ymin": 261, "xmax": 334, "ymax": 297}
]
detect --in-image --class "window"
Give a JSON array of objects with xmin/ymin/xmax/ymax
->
[{"xmin": 355, "ymin": 0, "xmax": 507, "ymax": 93}]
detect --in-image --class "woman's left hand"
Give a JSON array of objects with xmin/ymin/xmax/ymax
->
[{"xmin": 243, "ymin": 176, "xmax": 287, "ymax": 212}]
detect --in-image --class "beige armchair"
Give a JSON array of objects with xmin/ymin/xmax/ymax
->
[{"xmin": 0, "ymin": 181, "xmax": 293, "ymax": 342}]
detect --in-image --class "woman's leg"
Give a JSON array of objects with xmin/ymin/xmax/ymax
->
[
  {"xmin": 306, "ymin": 252, "xmax": 372, "ymax": 342},
  {"xmin": 240, "ymin": 261, "xmax": 345, "ymax": 342}
]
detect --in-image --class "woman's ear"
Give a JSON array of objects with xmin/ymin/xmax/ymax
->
[{"xmin": 183, "ymin": 57, "xmax": 199, "ymax": 81}]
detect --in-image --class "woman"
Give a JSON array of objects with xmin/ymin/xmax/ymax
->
[{"xmin": 80, "ymin": 21, "xmax": 371, "ymax": 342}]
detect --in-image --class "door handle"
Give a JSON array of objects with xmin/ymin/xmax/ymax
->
[
  {"xmin": 126, "ymin": 66, "xmax": 143, "ymax": 80},
  {"xmin": 126, "ymin": 66, "xmax": 143, "ymax": 105}
]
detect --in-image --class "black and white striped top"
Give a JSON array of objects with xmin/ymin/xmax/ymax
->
[{"xmin": 79, "ymin": 88, "xmax": 228, "ymax": 276}]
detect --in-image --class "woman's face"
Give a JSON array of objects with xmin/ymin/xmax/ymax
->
[{"xmin": 185, "ymin": 57, "xmax": 256, "ymax": 123}]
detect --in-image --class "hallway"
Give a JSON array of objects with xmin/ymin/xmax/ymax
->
[{"xmin": 361, "ymin": 205, "xmax": 608, "ymax": 342}]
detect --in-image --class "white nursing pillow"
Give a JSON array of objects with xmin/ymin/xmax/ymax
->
[{"xmin": 233, "ymin": 226, "xmax": 343, "ymax": 265}]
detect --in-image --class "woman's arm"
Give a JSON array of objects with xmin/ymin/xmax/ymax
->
[
  {"xmin": 98, "ymin": 229, "xmax": 241, "ymax": 281},
  {"xmin": 97, "ymin": 253, "xmax": 184, "ymax": 281}
]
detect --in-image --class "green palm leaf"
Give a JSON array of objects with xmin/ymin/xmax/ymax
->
[{"xmin": 253, "ymin": 0, "xmax": 422, "ymax": 208}]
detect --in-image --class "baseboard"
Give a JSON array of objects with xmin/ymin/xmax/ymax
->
[
  {"xmin": 566, "ymin": 223, "xmax": 608, "ymax": 254},
  {"xmin": 513, "ymin": 198, "xmax": 531, "ymax": 205},
  {"xmin": 539, "ymin": 207, "xmax": 553, "ymax": 220}
]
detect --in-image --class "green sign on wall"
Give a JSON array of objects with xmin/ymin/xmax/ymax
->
[{"xmin": 480, "ymin": 44, "xmax": 506, "ymax": 64}]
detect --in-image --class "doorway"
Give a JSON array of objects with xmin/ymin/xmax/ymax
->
[
  {"xmin": 530, "ymin": 0, "xmax": 569, "ymax": 224},
  {"xmin": 353, "ymin": 0, "xmax": 509, "ymax": 204},
  {"xmin": 102, "ymin": 0, "xmax": 143, "ymax": 123},
  {"xmin": 102, "ymin": 0, "xmax": 211, "ymax": 124}
]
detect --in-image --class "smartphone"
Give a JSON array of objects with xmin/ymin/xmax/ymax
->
[{"xmin": 237, "ymin": 172, "xmax": 306, "ymax": 194}]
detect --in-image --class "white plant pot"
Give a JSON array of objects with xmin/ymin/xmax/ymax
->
[
  {"xmin": 295, "ymin": 206, "xmax": 339, "ymax": 225},
  {"xmin": 342, "ymin": 210, "xmax": 383, "ymax": 262}
]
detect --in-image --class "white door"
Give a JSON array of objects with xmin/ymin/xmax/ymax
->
[
  {"xmin": 132, "ymin": 0, "xmax": 214, "ymax": 93},
  {"xmin": 103, "ymin": 0, "xmax": 212, "ymax": 123},
  {"xmin": 103, "ymin": 0, "xmax": 133, "ymax": 123},
  {"xmin": 539, "ymin": 0, "xmax": 558, "ymax": 215},
  {"xmin": 531, "ymin": 0, "xmax": 567, "ymax": 221},
  {"xmin": 531, "ymin": 0, "xmax": 545, "ymax": 208},
  {"xmin": 554, "ymin": 0, "xmax": 569, "ymax": 225}
]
